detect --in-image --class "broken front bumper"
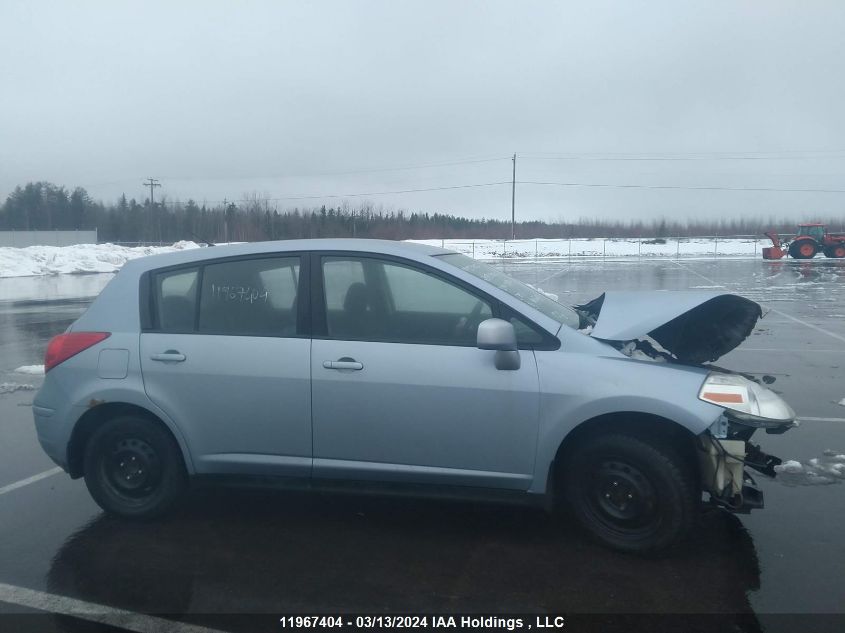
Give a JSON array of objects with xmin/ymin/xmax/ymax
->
[{"xmin": 698, "ymin": 415, "xmax": 793, "ymax": 513}]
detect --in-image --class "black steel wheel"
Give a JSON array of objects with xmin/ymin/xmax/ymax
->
[
  {"xmin": 563, "ymin": 433, "xmax": 698, "ymax": 553},
  {"xmin": 83, "ymin": 415, "xmax": 187, "ymax": 518},
  {"xmin": 103, "ymin": 437, "xmax": 161, "ymax": 498}
]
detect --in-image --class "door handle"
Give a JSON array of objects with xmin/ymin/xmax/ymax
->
[
  {"xmin": 322, "ymin": 358, "xmax": 363, "ymax": 371},
  {"xmin": 150, "ymin": 351, "xmax": 186, "ymax": 362}
]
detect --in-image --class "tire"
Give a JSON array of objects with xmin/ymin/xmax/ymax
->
[
  {"xmin": 788, "ymin": 239, "xmax": 818, "ymax": 259},
  {"xmin": 825, "ymin": 243, "xmax": 845, "ymax": 258},
  {"xmin": 83, "ymin": 415, "xmax": 187, "ymax": 518},
  {"xmin": 562, "ymin": 433, "xmax": 698, "ymax": 553}
]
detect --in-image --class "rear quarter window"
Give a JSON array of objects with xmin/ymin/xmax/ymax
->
[{"xmin": 154, "ymin": 268, "xmax": 199, "ymax": 332}]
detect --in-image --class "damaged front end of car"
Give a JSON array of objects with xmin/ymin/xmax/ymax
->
[
  {"xmin": 696, "ymin": 372, "xmax": 796, "ymax": 512},
  {"xmin": 574, "ymin": 290, "xmax": 797, "ymax": 513}
]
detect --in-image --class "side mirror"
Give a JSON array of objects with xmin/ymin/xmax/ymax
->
[
  {"xmin": 477, "ymin": 318, "xmax": 517, "ymax": 350},
  {"xmin": 476, "ymin": 318, "xmax": 520, "ymax": 370}
]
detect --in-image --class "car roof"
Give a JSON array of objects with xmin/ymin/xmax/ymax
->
[{"xmin": 121, "ymin": 238, "xmax": 451, "ymax": 273}]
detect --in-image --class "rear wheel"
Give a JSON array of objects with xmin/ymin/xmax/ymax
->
[
  {"xmin": 562, "ymin": 433, "xmax": 698, "ymax": 553},
  {"xmin": 83, "ymin": 415, "xmax": 187, "ymax": 518},
  {"xmin": 824, "ymin": 243, "xmax": 845, "ymax": 258},
  {"xmin": 789, "ymin": 239, "xmax": 818, "ymax": 259}
]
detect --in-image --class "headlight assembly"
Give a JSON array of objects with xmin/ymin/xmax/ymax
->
[{"xmin": 699, "ymin": 372, "xmax": 795, "ymax": 426}]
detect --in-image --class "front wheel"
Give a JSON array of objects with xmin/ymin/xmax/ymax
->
[
  {"xmin": 562, "ymin": 433, "xmax": 698, "ymax": 553},
  {"xmin": 83, "ymin": 415, "xmax": 187, "ymax": 518}
]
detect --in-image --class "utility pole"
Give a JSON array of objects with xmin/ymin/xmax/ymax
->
[
  {"xmin": 223, "ymin": 197, "xmax": 229, "ymax": 243},
  {"xmin": 511, "ymin": 153, "xmax": 517, "ymax": 240},
  {"xmin": 143, "ymin": 178, "xmax": 161, "ymax": 206}
]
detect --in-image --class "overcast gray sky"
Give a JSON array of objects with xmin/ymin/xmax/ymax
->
[{"xmin": 2, "ymin": 0, "xmax": 844, "ymax": 222}]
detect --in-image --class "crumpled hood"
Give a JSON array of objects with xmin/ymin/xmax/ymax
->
[{"xmin": 575, "ymin": 291, "xmax": 763, "ymax": 364}]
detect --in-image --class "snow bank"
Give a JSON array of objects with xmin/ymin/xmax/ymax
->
[
  {"xmin": 0, "ymin": 237, "xmax": 761, "ymax": 278},
  {"xmin": 407, "ymin": 237, "xmax": 762, "ymax": 260},
  {"xmin": 0, "ymin": 382, "xmax": 36, "ymax": 395},
  {"xmin": 14, "ymin": 365, "xmax": 44, "ymax": 375},
  {"xmin": 0, "ymin": 241, "xmax": 199, "ymax": 278}
]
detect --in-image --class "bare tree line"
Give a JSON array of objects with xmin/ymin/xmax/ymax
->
[{"xmin": 2, "ymin": 181, "xmax": 843, "ymax": 243}]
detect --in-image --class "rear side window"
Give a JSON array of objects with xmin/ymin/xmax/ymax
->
[
  {"xmin": 150, "ymin": 256, "xmax": 302, "ymax": 336},
  {"xmin": 199, "ymin": 257, "xmax": 300, "ymax": 336},
  {"xmin": 155, "ymin": 268, "xmax": 198, "ymax": 332}
]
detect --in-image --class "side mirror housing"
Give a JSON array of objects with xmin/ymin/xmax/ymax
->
[
  {"xmin": 477, "ymin": 318, "xmax": 520, "ymax": 370},
  {"xmin": 477, "ymin": 318, "xmax": 517, "ymax": 351}
]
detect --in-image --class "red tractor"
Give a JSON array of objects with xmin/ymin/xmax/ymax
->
[{"xmin": 763, "ymin": 223, "xmax": 845, "ymax": 259}]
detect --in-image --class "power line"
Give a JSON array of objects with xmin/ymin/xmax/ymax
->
[
  {"xmin": 152, "ymin": 178, "xmax": 845, "ymax": 207},
  {"xmin": 520, "ymin": 154, "xmax": 845, "ymax": 162},
  {"xmin": 159, "ymin": 156, "xmax": 512, "ymax": 183},
  {"xmin": 517, "ymin": 149, "xmax": 845, "ymax": 160},
  {"xmin": 517, "ymin": 180, "xmax": 845, "ymax": 194},
  {"xmin": 270, "ymin": 180, "xmax": 512, "ymax": 200},
  {"xmin": 521, "ymin": 156, "xmax": 845, "ymax": 162},
  {"xmin": 159, "ymin": 181, "xmax": 512, "ymax": 206},
  {"xmin": 83, "ymin": 150, "xmax": 845, "ymax": 190}
]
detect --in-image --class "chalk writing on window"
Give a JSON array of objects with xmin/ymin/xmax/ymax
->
[{"xmin": 210, "ymin": 284, "xmax": 270, "ymax": 304}]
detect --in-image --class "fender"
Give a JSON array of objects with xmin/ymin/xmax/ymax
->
[
  {"xmin": 68, "ymin": 385, "xmax": 196, "ymax": 476},
  {"xmin": 528, "ymin": 349, "xmax": 723, "ymax": 494}
]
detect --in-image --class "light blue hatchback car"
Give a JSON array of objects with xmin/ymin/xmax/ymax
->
[{"xmin": 34, "ymin": 239, "xmax": 795, "ymax": 552}]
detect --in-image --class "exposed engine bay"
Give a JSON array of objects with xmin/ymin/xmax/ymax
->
[
  {"xmin": 573, "ymin": 290, "xmax": 796, "ymax": 513},
  {"xmin": 574, "ymin": 291, "xmax": 762, "ymax": 364}
]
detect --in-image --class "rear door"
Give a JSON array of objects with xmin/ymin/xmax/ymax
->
[{"xmin": 140, "ymin": 254, "xmax": 312, "ymax": 478}]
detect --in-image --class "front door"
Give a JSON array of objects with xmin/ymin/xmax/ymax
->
[
  {"xmin": 310, "ymin": 255, "xmax": 540, "ymax": 490},
  {"xmin": 140, "ymin": 255, "xmax": 312, "ymax": 478}
]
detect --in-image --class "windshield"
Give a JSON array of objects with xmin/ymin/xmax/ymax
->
[{"xmin": 437, "ymin": 253, "xmax": 580, "ymax": 330}]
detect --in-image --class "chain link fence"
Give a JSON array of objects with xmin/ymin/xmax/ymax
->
[
  {"xmin": 6, "ymin": 233, "xmax": 769, "ymax": 260},
  {"xmin": 413, "ymin": 236, "xmax": 765, "ymax": 259}
]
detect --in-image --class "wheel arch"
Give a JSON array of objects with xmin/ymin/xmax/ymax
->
[
  {"xmin": 546, "ymin": 411, "xmax": 701, "ymax": 500},
  {"xmin": 67, "ymin": 402, "xmax": 192, "ymax": 479}
]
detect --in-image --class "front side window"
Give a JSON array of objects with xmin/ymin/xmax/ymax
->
[
  {"xmin": 199, "ymin": 257, "xmax": 300, "ymax": 336},
  {"xmin": 510, "ymin": 315, "xmax": 544, "ymax": 345},
  {"xmin": 322, "ymin": 256, "xmax": 491, "ymax": 346},
  {"xmin": 323, "ymin": 259, "xmax": 366, "ymax": 312},
  {"xmin": 437, "ymin": 253, "xmax": 580, "ymax": 330}
]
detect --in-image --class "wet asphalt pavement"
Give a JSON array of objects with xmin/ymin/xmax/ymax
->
[{"xmin": 0, "ymin": 258, "xmax": 843, "ymax": 633}]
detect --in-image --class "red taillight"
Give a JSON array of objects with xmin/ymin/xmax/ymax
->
[{"xmin": 44, "ymin": 332, "xmax": 111, "ymax": 373}]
